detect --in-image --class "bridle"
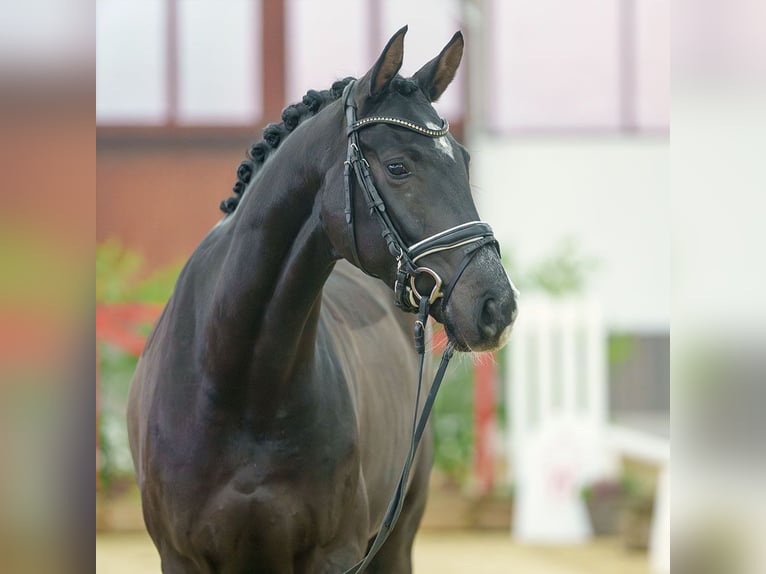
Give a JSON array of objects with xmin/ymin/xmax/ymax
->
[
  {"xmin": 342, "ymin": 80, "xmax": 499, "ymax": 315},
  {"xmin": 341, "ymin": 80, "xmax": 499, "ymax": 573}
]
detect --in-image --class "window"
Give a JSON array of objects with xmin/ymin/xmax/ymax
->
[
  {"xmin": 489, "ymin": 0, "xmax": 668, "ymax": 133},
  {"xmin": 97, "ymin": 0, "xmax": 168, "ymax": 124},
  {"xmin": 96, "ymin": 0, "xmax": 262, "ymax": 126},
  {"xmin": 177, "ymin": 0, "xmax": 262, "ymax": 124}
]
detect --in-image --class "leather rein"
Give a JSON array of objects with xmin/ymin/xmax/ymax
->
[{"xmin": 341, "ymin": 81, "xmax": 499, "ymax": 573}]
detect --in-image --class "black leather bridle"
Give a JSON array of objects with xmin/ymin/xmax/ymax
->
[
  {"xmin": 342, "ymin": 81, "xmax": 499, "ymax": 316},
  {"xmin": 341, "ymin": 80, "xmax": 499, "ymax": 573}
]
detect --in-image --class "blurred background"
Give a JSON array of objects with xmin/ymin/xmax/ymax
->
[{"xmin": 95, "ymin": 0, "xmax": 669, "ymax": 572}]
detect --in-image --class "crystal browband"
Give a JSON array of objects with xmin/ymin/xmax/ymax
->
[{"xmin": 348, "ymin": 116, "xmax": 450, "ymax": 137}]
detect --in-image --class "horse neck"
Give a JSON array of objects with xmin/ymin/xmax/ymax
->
[{"xmin": 203, "ymin": 104, "xmax": 344, "ymax": 406}]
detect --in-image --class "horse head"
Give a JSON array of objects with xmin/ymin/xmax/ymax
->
[{"xmin": 321, "ymin": 26, "xmax": 518, "ymax": 352}]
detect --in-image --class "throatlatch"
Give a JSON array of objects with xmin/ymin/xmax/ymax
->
[{"xmin": 340, "ymin": 80, "xmax": 499, "ymax": 573}]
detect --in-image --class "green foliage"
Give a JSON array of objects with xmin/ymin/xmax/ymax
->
[
  {"xmin": 431, "ymin": 354, "xmax": 475, "ymax": 482},
  {"xmin": 98, "ymin": 343, "xmax": 140, "ymax": 487},
  {"xmin": 620, "ymin": 473, "xmax": 648, "ymax": 499},
  {"xmin": 522, "ymin": 238, "xmax": 600, "ymax": 297},
  {"xmin": 97, "ymin": 240, "xmax": 181, "ymax": 487},
  {"xmin": 96, "ymin": 239, "xmax": 182, "ymax": 303},
  {"xmin": 96, "ymin": 239, "xmax": 143, "ymax": 303},
  {"xmin": 132, "ymin": 262, "xmax": 184, "ymax": 303},
  {"xmin": 608, "ymin": 333, "xmax": 636, "ymax": 367}
]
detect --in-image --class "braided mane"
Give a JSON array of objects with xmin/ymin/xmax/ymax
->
[
  {"xmin": 219, "ymin": 75, "xmax": 421, "ymax": 214},
  {"xmin": 219, "ymin": 77, "xmax": 353, "ymax": 214}
]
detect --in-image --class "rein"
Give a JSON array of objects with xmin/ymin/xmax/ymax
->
[{"xmin": 340, "ymin": 81, "xmax": 498, "ymax": 573}]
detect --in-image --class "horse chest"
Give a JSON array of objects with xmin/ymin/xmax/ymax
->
[{"xmin": 149, "ymin": 403, "xmax": 364, "ymax": 563}]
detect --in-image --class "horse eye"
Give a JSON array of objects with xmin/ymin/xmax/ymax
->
[{"xmin": 386, "ymin": 162, "xmax": 410, "ymax": 177}]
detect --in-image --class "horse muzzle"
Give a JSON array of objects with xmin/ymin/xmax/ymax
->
[{"xmin": 439, "ymin": 247, "xmax": 519, "ymax": 352}]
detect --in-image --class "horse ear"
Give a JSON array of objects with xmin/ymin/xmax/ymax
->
[
  {"xmin": 412, "ymin": 31, "xmax": 464, "ymax": 102},
  {"xmin": 362, "ymin": 25, "xmax": 407, "ymax": 97}
]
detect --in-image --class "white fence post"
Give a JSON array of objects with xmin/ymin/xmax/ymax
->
[{"xmin": 507, "ymin": 296, "xmax": 614, "ymax": 543}]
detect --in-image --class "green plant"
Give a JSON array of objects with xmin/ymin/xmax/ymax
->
[
  {"xmin": 96, "ymin": 239, "xmax": 182, "ymax": 304},
  {"xmin": 96, "ymin": 240, "xmax": 182, "ymax": 488},
  {"xmin": 581, "ymin": 473, "xmax": 652, "ymax": 536},
  {"xmin": 98, "ymin": 343, "xmax": 140, "ymax": 488},
  {"xmin": 608, "ymin": 333, "xmax": 636, "ymax": 367},
  {"xmin": 431, "ymin": 354, "xmax": 475, "ymax": 483},
  {"xmin": 522, "ymin": 237, "xmax": 600, "ymax": 297}
]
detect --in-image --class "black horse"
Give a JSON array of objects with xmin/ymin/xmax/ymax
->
[{"xmin": 128, "ymin": 27, "xmax": 517, "ymax": 573}]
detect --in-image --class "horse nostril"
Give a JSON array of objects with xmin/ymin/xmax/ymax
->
[
  {"xmin": 479, "ymin": 298, "xmax": 501, "ymax": 339},
  {"xmin": 479, "ymin": 296, "xmax": 517, "ymax": 340}
]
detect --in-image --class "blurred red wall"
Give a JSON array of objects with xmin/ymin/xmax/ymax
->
[{"xmin": 97, "ymin": 131, "xmax": 252, "ymax": 270}]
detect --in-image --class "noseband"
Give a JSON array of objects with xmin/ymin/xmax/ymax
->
[
  {"xmin": 342, "ymin": 80, "xmax": 499, "ymax": 315},
  {"xmin": 340, "ymin": 81, "xmax": 500, "ymax": 573}
]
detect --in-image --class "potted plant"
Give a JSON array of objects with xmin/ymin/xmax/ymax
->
[
  {"xmin": 620, "ymin": 482, "xmax": 654, "ymax": 551},
  {"xmin": 581, "ymin": 477, "xmax": 625, "ymax": 536}
]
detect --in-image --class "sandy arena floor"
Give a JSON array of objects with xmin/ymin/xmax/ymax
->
[{"xmin": 97, "ymin": 530, "xmax": 649, "ymax": 574}]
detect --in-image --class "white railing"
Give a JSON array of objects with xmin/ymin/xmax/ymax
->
[
  {"xmin": 505, "ymin": 296, "xmax": 615, "ymax": 543},
  {"xmin": 504, "ymin": 295, "xmax": 669, "ymax": 573}
]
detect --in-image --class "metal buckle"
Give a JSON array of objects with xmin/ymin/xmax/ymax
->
[{"xmin": 408, "ymin": 267, "xmax": 443, "ymax": 306}]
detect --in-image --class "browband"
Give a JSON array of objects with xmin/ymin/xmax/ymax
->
[{"xmin": 348, "ymin": 116, "xmax": 449, "ymax": 137}]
